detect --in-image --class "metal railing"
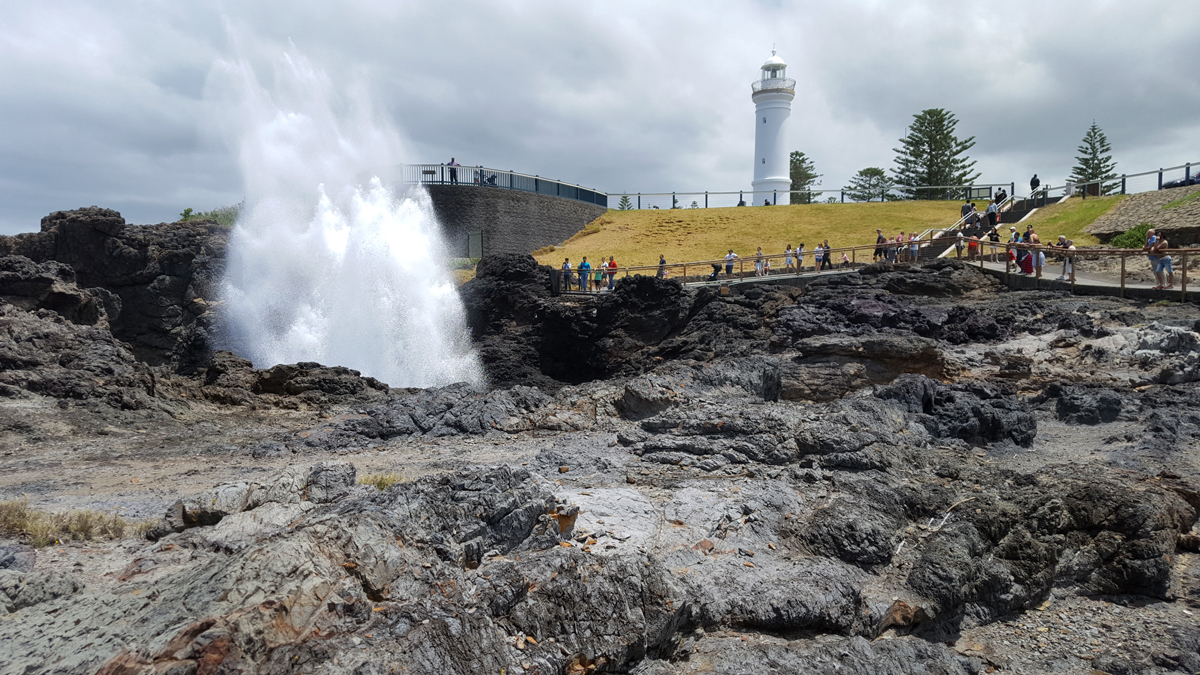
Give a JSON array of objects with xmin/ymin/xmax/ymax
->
[
  {"xmin": 751, "ymin": 77, "xmax": 796, "ymax": 94},
  {"xmin": 609, "ymin": 183, "xmax": 1017, "ymax": 210},
  {"xmin": 398, "ymin": 164, "xmax": 607, "ymax": 207},
  {"xmin": 552, "ymin": 240, "xmax": 1200, "ymax": 302}
]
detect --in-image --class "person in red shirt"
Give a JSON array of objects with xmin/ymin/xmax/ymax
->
[{"xmin": 607, "ymin": 256, "xmax": 617, "ymax": 290}]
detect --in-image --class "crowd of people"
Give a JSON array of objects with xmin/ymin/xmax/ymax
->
[
  {"xmin": 558, "ymin": 193, "xmax": 1179, "ymax": 292},
  {"xmin": 559, "ymin": 255, "xmax": 621, "ymax": 292}
]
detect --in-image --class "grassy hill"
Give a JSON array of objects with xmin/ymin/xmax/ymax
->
[
  {"xmin": 532, "ymin": 196, "xmax": 1127, "ymax": 268},
  {"xmin": 534, "ymin": 201, "xmax": 971, "ymax": 268},
  {"xmin": 1017, "ymin": 195, "xmax": 1122, "ymax": 246}
]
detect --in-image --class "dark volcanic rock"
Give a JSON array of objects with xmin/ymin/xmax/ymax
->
[{"xmin": 0, "ymin": 207, "xmax": 228, "ymax": 370}]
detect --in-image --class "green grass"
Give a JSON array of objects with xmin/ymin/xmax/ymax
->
[
  {"xmin": 534, "ymin": 200, "xmax": 974, "ymax": 268},
  {"xmin": 180, "ymin": 202, "xmax": 242, "ymax": 228},
  {"xmin": 359, "ymin": 472, "xmax": 405, "ymax": 491},
  {"xmin": 1163, "ymin": 190, "xmax": 1200, "ymax": 210},
  {"xmin": 0, "ymin": 497, "xmax": 154, "ymax": 547},
  {"xmin": 1018, "ymin": 195, "xmax": 1124, "ymax": 246}
]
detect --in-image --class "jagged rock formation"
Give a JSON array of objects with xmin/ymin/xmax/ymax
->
[{"xmin": 2, "ymin": 234, "xmax": 1200, "ymax": 674}]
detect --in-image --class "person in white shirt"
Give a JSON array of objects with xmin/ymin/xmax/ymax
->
[{"xmin": 724, "ymin": 249, "xmax": 739, "ymax": 278}]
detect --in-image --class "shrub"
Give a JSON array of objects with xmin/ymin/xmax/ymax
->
[
  {"xmin": 180, "ymin": 202, "xmax": 243, "ymax": 228},
  {"xmin": 1110, "ymin": 222, "xmax": 1152, "ymax": 249}
]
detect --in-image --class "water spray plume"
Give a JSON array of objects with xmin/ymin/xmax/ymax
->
[{"xmin": 213, "ymin": 48, "xmax": 481, "ymax": 388}]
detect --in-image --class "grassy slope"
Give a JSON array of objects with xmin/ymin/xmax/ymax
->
[
  {"xmin": 1018, "ymin": 195, "xmax": 1124, "ymax": 246},
  {"xmin": 534, "ymin": 201, "xmax": 971, "ymax": 268}
]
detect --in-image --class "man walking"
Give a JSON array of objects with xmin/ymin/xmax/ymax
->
[
  {"xmin": 1029, "ymin": 174, "xmax": 1040, "ymax": 194},
  {"xmin": 447, "ymin": 157, "xmax": 460, "ymax": 184}
]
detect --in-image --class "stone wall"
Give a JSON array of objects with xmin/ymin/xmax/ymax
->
[
  {"xmin": 425, "ymin": 185, "xmax": 607, "ymax": 257},
  {"xmin": 1085, "ymin": 184, "xmax": 1200, "ymax": 244}
]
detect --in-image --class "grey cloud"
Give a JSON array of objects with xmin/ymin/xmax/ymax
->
[{"xmin": 0, "ymin": 0, "xmax": 1197, "ymax": 233}]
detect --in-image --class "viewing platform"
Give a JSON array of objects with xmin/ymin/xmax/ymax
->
[{"xmin": 398, "ymin": 164, "xmax": 607, "ymax": 208}]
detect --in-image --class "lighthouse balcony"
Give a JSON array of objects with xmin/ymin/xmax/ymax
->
[{"xmin": 751, "ymin": 77, "xmax": 795, "ymax": 94}]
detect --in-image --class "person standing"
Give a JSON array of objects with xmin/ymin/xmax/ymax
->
[
  {"xmin": 1029, "ymin": 174, "xmax": 1040, "ymax": 194},
  {"xmin": 784, "ymin": 244, "xmax": 795, "ymax": 274},
  {"xmin": 606, "ymin": 256, "xmax": 617, "ymax": 289},
  {"xmin": 562, "ymin": 257, "xmax": 573, "ymax": 290},
  {"xmin": 1060, "ymin": 240, "xmax": 1076, "ymax": 280},
  {"xmin": 960, "ymin": 200, "xmax": 972, "ymax": 219},
  {"xmin": 1153, "ymin": 234, "xmax": 1175, "ymax": 289},
  {"xmin": 447, "ymin": 157, "xmax": 460, "ymax": 184},
  {"xmin": 1144, "ymin": 228, "xmax": 1160, "ymax": 277},
  {"xmin": 797, "ymin": 243, "xmax": 806, "ymax": 271},
  {"xmin": 909, "ymin": 232, "xmax": 920, "ymax": 263},
  {"xmin": 955, "ymin": 231, "xmax": 965, "ymax": 259},
  {"xmin": 657, "ymin": 254, "xmax": 666, "ymax": 279},
  {"xmin": 874, "ymin": 229, "xmax": 886, "ymax": 261},
  {"xmin": 595, "ymin": 258, "xmax": 605, "ymax": 290},
  {"xmin": 725, "ymin": 249, "xmax": 739, "ymax": 278},
  {"xmin": 820, "ymin": 240, "xmax": 834, "ymax": 270},
  {"xmin": 578, "ymin": 257, "xmax": 591, "ymax": 291},
  {"xmin": 755, "ymin": 247, "xmax": 765, "ymax": 276},
  {"xmin": 988, "ymin": 228, "xmax": 1000, "ymax": 263},
  {"xmin": 986, "ymin": 199, "xmax": 998, "ymax": 230}
]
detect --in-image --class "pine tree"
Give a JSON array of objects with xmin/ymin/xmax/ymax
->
[
  {"xmin": 1068, "ymin": 122, "xmax": 1118, "ymax": 195},
  {"xmin": 789, "ymin": 151, "xmax": 821, "ymax": 204},
  {"xmin": 617, "ymin": 195, "xmax": 633, "ymax": 210},
  {"xmin": 892, "ymin": 109, "xmax": 979, "ymax": 200},
  {"xmin": 844, "ymin": 167, "xmax": 894, "ymax": 202}
]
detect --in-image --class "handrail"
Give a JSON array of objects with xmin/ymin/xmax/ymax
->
[
  {"xmin": 398, "ymin": 164, "xmax": 608, "ymax": 207},
  {"xmin": 556, "ymin": 238, "xmax": 1198, "ymax": 302}
]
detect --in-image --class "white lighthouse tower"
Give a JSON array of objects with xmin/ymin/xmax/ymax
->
[{"xmin": 751, "ymin": 49, "xmax": 796, "ymax": 204}]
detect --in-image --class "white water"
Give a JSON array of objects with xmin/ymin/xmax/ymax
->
[{"xmin": 213, "ymin": 50, "xmax": 481, "ymax": 388}]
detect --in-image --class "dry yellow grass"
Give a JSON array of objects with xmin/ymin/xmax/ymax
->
[
  {"xmin": 0, "ymin": 497, "xmax": 154, "ymax": 547},
  {"xmin": 534, "ymin": 201, "xmax": 975, "ymax": 268},
  {"xmin": 359, "ymin": 471, "xmax": 405, "ymax": 491}
]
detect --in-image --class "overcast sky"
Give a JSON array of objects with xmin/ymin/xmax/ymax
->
[{"xmin": 1, "ymin": 0, "xmax": 1197, "ymax": 233}]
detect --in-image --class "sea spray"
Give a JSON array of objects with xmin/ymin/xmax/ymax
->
[{"xmin": 213, "ymin": 49, "xmax": 481, "ymax": 387}]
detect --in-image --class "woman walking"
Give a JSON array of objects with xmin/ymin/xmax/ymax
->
[
  {"xmin": 797, "ymin": 243, "xmax": 806, "ymax": 271},
  {"xmin": 909, "ymin": 232, "xmax": 920, "ymax": 263},
  {"xmin": 784, "ymin": 244, "xmax": 795, "ymax": 274}
]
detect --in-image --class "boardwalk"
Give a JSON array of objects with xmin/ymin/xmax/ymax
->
[{"xmin": 554, "ymin": 241, "xmax": 1198, "ymax": 303}]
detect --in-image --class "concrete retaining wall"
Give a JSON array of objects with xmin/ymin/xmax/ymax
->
[{"xmin": 426, "ymin": 185, "xmax": 607, "ymax": 257}]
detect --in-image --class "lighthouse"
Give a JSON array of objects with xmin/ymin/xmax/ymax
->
[{"xmin": 751, "ymin": 49, "xmax": 795, "ymax": 204}]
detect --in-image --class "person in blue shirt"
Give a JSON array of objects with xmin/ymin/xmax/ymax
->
[{"xmin": 578, "ymin": 257, "xmax": 592, "ymax": 292}]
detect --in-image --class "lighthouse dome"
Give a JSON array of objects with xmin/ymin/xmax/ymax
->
[{"xmin": 761, "ymin": 51, "xmax": 786, "ymax": 69}]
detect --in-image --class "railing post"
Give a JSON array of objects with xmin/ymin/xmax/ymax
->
[
  {"xmin": 1005, "ymin": 244, "xmax": 1011, "ymax": 286},
  {"xmin": 1159, "ymin": 169, "xmax": 1163, "ymax": 190},
  {"xmin": 1120, "ymin": 251, "xmax": 1126, "ymax": 298},
  {"xmin": 1182, "ymin": 252, "xmax": 1188, "ymax": 302},
  {"xmin": 841, "ymin": 190, "xmax": 845, "ymax": 203},
  {"xmin": 705, "ymin": 191, "xmax": 708, "ymax": 208},
  {"xmin": 739, "ymin": 259, "xmax": 744, "ymax": 280},
  {"xmin": 1121, "ymin": 175, "xmax": 1126, "ymax": 194}
]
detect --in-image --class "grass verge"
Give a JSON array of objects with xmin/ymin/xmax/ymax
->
[
  {"xmin": 535, "ymin": 201, "xmax": 989, "ymax": 268},
  {"xmin": 0, "ymin": 497, "xmax": 154, "ymax": 547},
  {"xmin": 359, "ymin": 472, "xmax": 405, "ymax": 491},
  {"xmin": 1164, "ymin": 190, "xmax": 1200, "ymax": 210}
]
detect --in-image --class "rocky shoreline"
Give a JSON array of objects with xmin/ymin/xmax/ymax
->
[{"xmin": 1, "ymin": 209, "xmax": 1199, "ymax": 674}]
